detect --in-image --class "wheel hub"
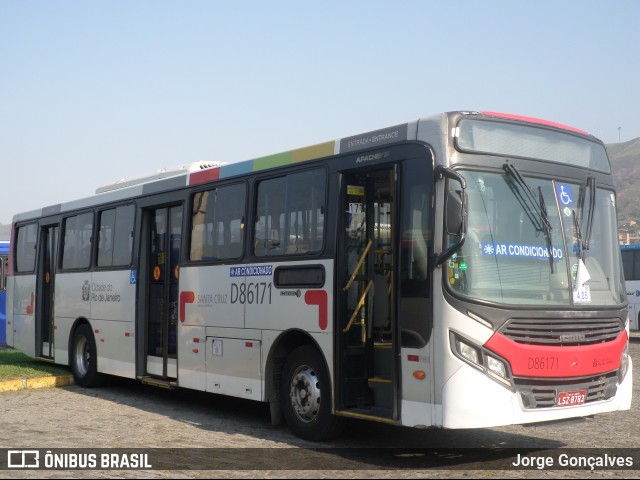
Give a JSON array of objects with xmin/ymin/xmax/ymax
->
[
  {"xmin": 74, "ymin": 336, "xmax": 89, "ymax": 377},
  {"xmin": 289, "ymin": 365, "xmax": 321, "ymax": 423}
]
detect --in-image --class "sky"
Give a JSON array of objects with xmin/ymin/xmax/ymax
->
[{"xmin": 1, "ymin": 0, "xmax": 639, "ymax": 225}]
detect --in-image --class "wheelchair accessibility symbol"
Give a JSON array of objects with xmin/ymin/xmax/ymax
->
[{"xmin": 556, "ymin": 183, "xmax": 574, "ymax": 207}]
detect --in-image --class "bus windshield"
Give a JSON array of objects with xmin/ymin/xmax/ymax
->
[{"xmin": 447, "ymin": 170, "xmax": 626, "ymax": 306}]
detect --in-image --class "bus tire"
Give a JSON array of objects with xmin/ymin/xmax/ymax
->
[
  {"xmin": 280, "ymin": 345, "xmax": 343, "ymax": 441},
  {"xmin": 71, "ymin": 324, "xmax": 103, "ymax": 387}
]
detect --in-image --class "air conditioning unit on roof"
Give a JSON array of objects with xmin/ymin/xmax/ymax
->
[{"xmin": 96, "ymin": 161, "xmax": 227, "ymax": 194}]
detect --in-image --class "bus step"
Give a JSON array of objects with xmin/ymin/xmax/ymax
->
[
  {"xmin": 140, "ymin": 376, "xmax": 178, "ymax": 389},
  {"xmin": 368, "ymin": 377, "xmax": 392, "ymax": 385},
  {"xmin": 343, "ymin": 377, "xmax": 373, "ymax": 407},
  {"xmin": 343, "ymin": 349, "xmax": 366, "ymax": 377},
  {"xmin": 34, "ymin": 356, "xmax": 55, "ymax": 363},
  {"xmin": 368, "ymin": 377, "xmax": 393, "ymax": 411},
  {"xmin": 373, "ymin": 344, "xmax": 394, "ymax": 378}
]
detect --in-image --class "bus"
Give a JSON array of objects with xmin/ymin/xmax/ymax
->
[
  {"xmin": 0, "ymin": 240, "xmax": 8, "ymax": 344},
  {"xmin": 620, "ymin": 243, "xmax": 640, "ymax": 331},
  {"xmin": 6, "ymin": 111, "xmax": 632, "ymax": 440}
]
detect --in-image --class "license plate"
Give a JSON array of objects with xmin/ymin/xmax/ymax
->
[{"xmin": 556, "ymin": 390, "xmax": 587, "ymax": 407}]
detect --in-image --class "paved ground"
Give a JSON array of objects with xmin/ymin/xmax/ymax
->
[{"xmin": 0, "ymin": 334, "xmax": 639, "ymax": 478}]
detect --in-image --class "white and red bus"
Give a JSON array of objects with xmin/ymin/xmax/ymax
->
[
  {"xmin": 620, "ymin": 243, "xmax": 640, "ymax": 331},
  {"xmin": 6, "ymin": 111, "xmax": 632, "ymax": 440}
]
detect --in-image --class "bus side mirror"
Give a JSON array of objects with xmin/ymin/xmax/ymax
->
[
  {"xmin": 434, "ymin": 166, "xmax": 467, "ymax": 267},
  {"xmin": 445, "ymin": 190, "xmax": 466, "ymax": 236}
]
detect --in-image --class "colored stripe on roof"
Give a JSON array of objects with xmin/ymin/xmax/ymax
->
[
  {"xmin": 189, "ymin": 167, "xmax": 220, "ymax": 185},
  {"xmin": 220, "ymin": 161, "xmax": 253, "ymax": 178},
  {"xmin": 291, "ymin": 141, "xmax": 335, "ymax": 163},
  {"xmin": 253, "ymin": 151, "xmax": 291, "ymax": 171},
  {"xmin": 188, "ymin": 140, "xmax": 337, "ymax": 186}
]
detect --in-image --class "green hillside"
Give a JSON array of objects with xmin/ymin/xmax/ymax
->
[{"xmin": 608, "ymin": 137, "xmax": 640, "ymax": 225}]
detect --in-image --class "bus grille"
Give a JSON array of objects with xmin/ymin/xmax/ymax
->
[
  {"xmin": 515, "ymin": 372, "xmax": 618, "ymax": 409},
  {"xmin": 500, "ymin": 318, "xmax": 623, "ymax": 346}
]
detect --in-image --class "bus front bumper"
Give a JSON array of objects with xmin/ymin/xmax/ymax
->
[{"xmin": 436, "ymin": 358, "xmax": 633, "ymax": 429}]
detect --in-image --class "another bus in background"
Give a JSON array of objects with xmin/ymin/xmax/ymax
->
[
  {"xmin": 0, "ymin": 240, "xmax": 9, "ymax": 344},
  {"xmin": 620, "ymin": 243, "xmax": 640, "ymax": 331}
]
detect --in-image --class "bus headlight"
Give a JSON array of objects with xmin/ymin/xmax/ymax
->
[
  {"xmin": 450, "ymin": 332, "xmax": 513, "ymax": 388},
  {"xmin": 457, "ymin": 339, "xmax": 480, "ymax": 365},
  {"xmin": 486, "ymin": 355, "xmax": 508, "ymax": 380}
]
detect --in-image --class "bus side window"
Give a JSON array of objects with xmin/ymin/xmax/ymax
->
[
  {"xmin": 402, "ymin": 229, "xmax": 429, "ymax": 281},
  {"xmin": 399, "ymin": 168, "xmax": 432, "ymax": 349},
  {"xmin": 190, "ymin": 184, "xmax": 246, "ymax": 262},
  {"xmin": 254, "ymin": 169, "xmax": 325, "ymax": 258},
  {"xmin": 254, "ymin": 177, "xmax": 286, "ymax": 257}
]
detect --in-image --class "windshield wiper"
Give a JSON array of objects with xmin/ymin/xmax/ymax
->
[
  {"xmin": 503, "ymin": 162, "xmax": 553, "ymax": 238},
  {"xmin": 537, "ymin": 186, "xmax": 555, "ymax": 273},
  {"xmin": 583, "ymin": 176, "xmax": 596, "ymax": 251},
  {"xmin": 574, "ymin": 176, "xmax": 597, "ymax": 260},
  {"xmin": 503, "ymin": 162, "xmax": 555, "ymax": 272}
]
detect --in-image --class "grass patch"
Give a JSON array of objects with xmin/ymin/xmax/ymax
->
[{"xmin": 0, "ymin": 348, "xmax": 71, "ymax": 381}]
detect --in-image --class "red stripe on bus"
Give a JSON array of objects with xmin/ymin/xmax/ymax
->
[
  {"xmin": 304, "ymin": 290, "xmax": 328, "ymax": 331},
  {"xmin": 26, "ymin": 292, "xmax": 34, "ymax": 314},
  {"xmin": 484, "ymin": 331, "xmax": 627, "ymax": 378},
  {"xmin": 481, "ymin": 111, "xmax": 590, "ymax": 136},
  {"xmin": 179, "ymin": 291, "xmax": 196, "ymax": 322},
  {"xmin": 189, "ymin": 168, "xmax": 220, "ymax": 185}
]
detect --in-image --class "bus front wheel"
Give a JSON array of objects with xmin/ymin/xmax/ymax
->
[
  {"xmin": 280, "ymin": 345, "xmax": 343, "ymax": 441},
  {"xmin": 71, "ymin": 324, "xmax": 103, "ymax": 387}
]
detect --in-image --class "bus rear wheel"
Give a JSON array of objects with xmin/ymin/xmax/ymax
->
[
  {"xmin": 280, "ymin": 345, "xmax": 343, "ymax": 441},
  {"xmin": 71, "ymin": 324, "xmax": 103, "ymax": 387}
]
